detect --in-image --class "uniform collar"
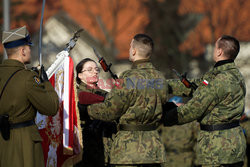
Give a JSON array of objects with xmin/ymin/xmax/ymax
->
[
  {"xmin": 2, "ymin": 59, "xmax": 25, "ymax": 69},
  {"xmin": 214, "ymin": 59, "xmax": 234, "ymax": 68},
  {"xmin": 78, "ymin": 81, "xmax": 99, "ymax": 92},
  {"xmin": 77, "ymin": 81, "xmax": 107, "ymax": 96},
  {"xmin": 213, "ymin": 59, "xmax": 236, "ymax": 72},
  {"xmin": 131, "ymin": 59, "xmax": 154, "ymax": 69}
]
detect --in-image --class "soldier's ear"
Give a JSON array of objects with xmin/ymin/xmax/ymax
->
[
  {"xmin": 19, "ymin": 47, "xmax": 27, "ymax": 64},
  {"xmin": 18, "ymin": 46, "xmax": 24, "ymax": 55},
  {"xmin": 217, "ymin": 48, "xmax": 223, "ymax": 57},
  {"xmin": 132, "ymin": 48, "xmax": 136, "ymax": 56}
]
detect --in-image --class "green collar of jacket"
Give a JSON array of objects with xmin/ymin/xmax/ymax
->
[
  {"xmin": 214, "ymin": 59, "xmax": 234, "ymax": 68},
  {"xmin": 212, "ymin": 60, "xmax": 236, "ymax": 73},
  {"xmin": 77, "ymin": 81, "xmax": 97, "ymax": 94},
  {"xmin": 77, "ymin": 81, "xmax": 107, "ymax": 96},
  {"xmin": 131, "ymin": 59, "xmax": 154, "ymax": 69},
  {"xmin": 2, "ymin": 59, "xmax": 25, "ymax": 69}
]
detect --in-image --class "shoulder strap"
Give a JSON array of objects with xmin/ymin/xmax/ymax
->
[{"xmin": 0, "ymin": 69, "xmax": 23, "ymax": 100}]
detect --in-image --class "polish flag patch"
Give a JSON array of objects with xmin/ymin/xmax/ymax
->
[{"xmin": 203, "ymin": 80, "xmax": 209, "ymax": 86}]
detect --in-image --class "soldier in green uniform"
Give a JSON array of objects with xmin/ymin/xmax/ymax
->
[
  {"xmin": 75, "ymin": 58, "xmax": 116, "ymax": 167},
  {"xmin": 0, "ymin": 26, "xmax": 59, "ymax": 167},
  {"xmin": 159, "ymin": 96, "xmax": 199, "ymax": 167},
  {"xmin": 81, "ymin": 34, "xmax": 168, "ymax": 167},
  {"xmin": 163, "ymin": 35, "xmax": 246, "ymax": 167},
  {"xmin": 240, "ymin": 114, "xmax": 250, "ymax": 167}
]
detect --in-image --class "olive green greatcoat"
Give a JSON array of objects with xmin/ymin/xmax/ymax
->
[
  {"xmin": 173, "ymin": 61, "xmax": 246, "ymax": 165},
  {"xmin": 0, "ymin": 59, "xmax": 59, "ymax": 167},
  {"xmin": 87, "ymin": 59, "xmax": 168, "ymax": 165}
]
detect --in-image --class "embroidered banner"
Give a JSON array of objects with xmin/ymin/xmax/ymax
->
[{"xmin": 36, "ymin": 56, "xmax": 81, "ymax": 167}]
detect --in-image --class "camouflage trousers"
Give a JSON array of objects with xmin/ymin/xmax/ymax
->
[
  {"xmin": 110, "ymin": 164, "xmax": 161, "ymax": 167},
  {"xmin": 196, "ymin": 161, "xmax": 244, "ymax": 167}
]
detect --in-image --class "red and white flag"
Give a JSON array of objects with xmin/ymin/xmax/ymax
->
[
  {"xmin": 36, "ymin": 55, "xmax": 81, "ymax": 167},
  {"xmin": 202, "ymin": 80, "xmax": 209, "ymax": 86}
]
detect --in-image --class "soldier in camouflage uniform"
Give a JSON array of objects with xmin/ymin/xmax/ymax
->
[
  {"xmin": 74, "ymin": 58, "xmax": 116, "ymax": 167},
  {"xmin": 159, "ymin": 96, "xmax": 199, "ymax": 167},
  {"xmin": 240, "ymin": 114, "xmax": 250, "ymax": 167},
  {"xmin": 83, "ymin": 34, "xmax": 168, "ymax": 167},
  {"xmin": 163, "ymin": 35, "xmax": 246, "ymax": 167}
]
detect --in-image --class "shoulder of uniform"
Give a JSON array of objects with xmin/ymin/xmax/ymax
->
[
  {"xmin": 155, "ymin": 70, "xmax": 166, "ymax": 79},
  {"xmin": 216, "ymin": 71, "xmax": 233, "ymax": 80},
  {"xmin": 21, "ymin": 69, "xmax": 42, "ymax": 85},
  {"xmin": 22, "ymin": 68, "xmax": 39, "ymax": 76},
  {"xmin": 119, "ymin": 69, "xmax": 135, "ymax": 78},
  {"xmin": 206, "ymin": 72, "xmax": 231, "ymax": 89}
]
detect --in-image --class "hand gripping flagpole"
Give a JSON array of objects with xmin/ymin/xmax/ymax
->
[{"xmin": 38, "ymin": 0, "xmax": 46, "ymax": 66}]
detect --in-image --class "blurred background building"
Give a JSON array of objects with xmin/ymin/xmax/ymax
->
[{"xmin": 1, "ymin": 0, "xmax": 250, "ymax": 112}]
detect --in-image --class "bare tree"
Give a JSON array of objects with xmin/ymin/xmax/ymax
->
[
  {"xmin": 179, "ymin": 0, "xmax": 250, "ymax": 56},
  {"xmin": 0, "ymin": 0, "xmax": 148, "ymax": 61}
]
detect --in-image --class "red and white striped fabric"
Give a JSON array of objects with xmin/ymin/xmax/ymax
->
[
  {"xmin": 203, "ymin": 80, "xmax": 209, "ymax": 86},
  {"xmin": 36, "ymin": 56, "xmax": 81, "ymax": 167}
]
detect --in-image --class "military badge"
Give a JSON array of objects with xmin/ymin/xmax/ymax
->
[
  {"xmin": 202, "ymin": 80, "xmax": 209, "ymax": 86},
  {"xmin": 34, "ymin": 76, "xmax": 41, "ymax": 84}
]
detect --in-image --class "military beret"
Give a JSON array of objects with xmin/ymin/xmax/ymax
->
[{"xmin": 2, "ymin": 26, "xmax": 33, "ymax": 48}]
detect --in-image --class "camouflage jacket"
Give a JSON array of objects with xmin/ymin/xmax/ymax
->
[
  {"xmin": 159, "ymin": 121, "xmax": 199, "ymax": 167},
  {"xmin": 160, "ymin": 121, "xmax": 198, "ymax": 152},
  {"xmin": 240, "ymin": 119, "xmax": 250, "ymax": 144},
  {"xmin": 87, "ymin": 59, "xmax": 167, "ymax": 164},
  {"xmin": 176, "ymin": 60, "xmax": 246, "ymax": 165}
]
